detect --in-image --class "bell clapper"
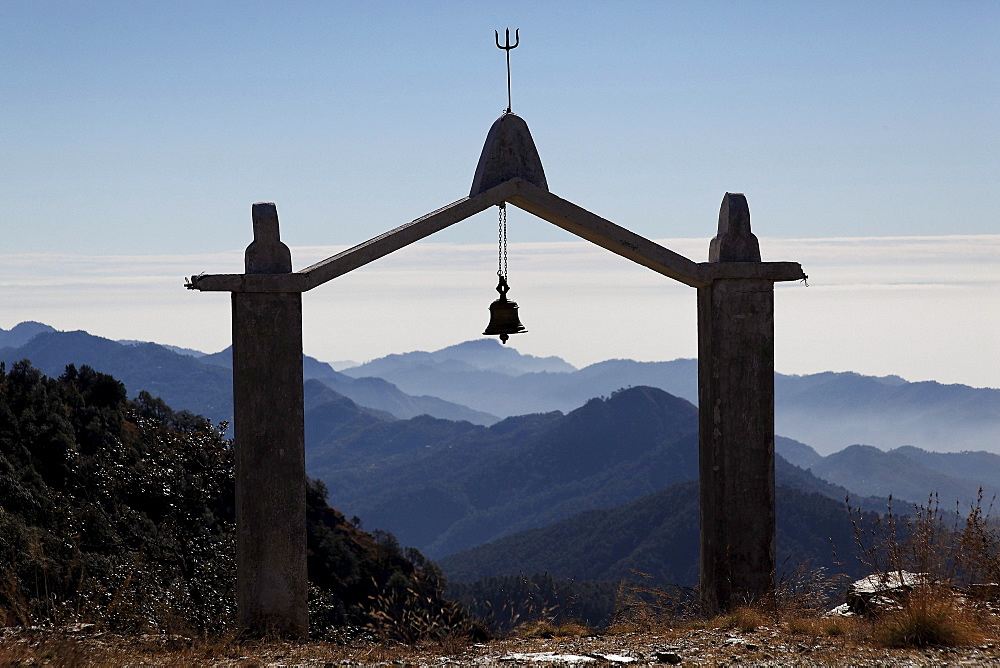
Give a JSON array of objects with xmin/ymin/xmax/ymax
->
[{"xmin": 497, "ymin": 276, "xmax": 509, "ymax": 345}]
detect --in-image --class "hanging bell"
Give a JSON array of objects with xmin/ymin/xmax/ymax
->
[{"xmin": 483, "ymin": 276, "xmax": 527, "ymax": 344}]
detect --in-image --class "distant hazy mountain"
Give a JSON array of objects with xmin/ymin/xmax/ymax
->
[
  {"xmin": 892, "ymin": 445, "xmax": 1000, "ymax": 485},
  {"xmin": 342, "ymin": 344, "xmax": 696, "ymax": 418},
  {"xmin": 775, "ymin": 437, "xmax": 825, "ymax": 470},
  {"xmin": 308, "ymin": 384, "xmax": 880, "ymax": 559},
  {"xmin": 345, "ymin": 339, "xmax": 576, "ymax": 378},
  {"xmin": 438, "ymin": 482, "xmax": 875, "ymax": 586},
  {"xmin": 342, "ymin": 340, "xmax": 1000, "ymax": 454},
  {"xmin": 807, "ymin": 444, "xmax": 1000, "ymax": 510},
  {"xmin": 199, "ymin": 346, "xmax": 497, "ymax": 425},
  {"xmin": 0, "ymin": 330, "xmax": 235, "ymax": 423},
  {"xmin": 775, "ymin": 371, "xmax": 1000, "ymax": 455},
  {"xmin": 0, "ymin": 321, "xmax": 56, "ymax": 349},
  {"xmin": 118, "ymin": 340, "xmax": 207, "ymax": 357}
]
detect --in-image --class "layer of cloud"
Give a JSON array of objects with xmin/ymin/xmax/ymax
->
[{"xmin": 1, "ymin": 235, "xmax": 998, "ymax": 389}]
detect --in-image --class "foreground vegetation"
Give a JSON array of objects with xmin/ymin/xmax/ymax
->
[
  {"xmin": 4, "ymin": 360, "xmax": 1000, "ymax": 664},
  {"xmin": 0, "ymin": 361, "xmax": 469, "ymax": 639},
  {"xmin": 1, "ymin": 605, "xmax": 999, "ymax": 666}
]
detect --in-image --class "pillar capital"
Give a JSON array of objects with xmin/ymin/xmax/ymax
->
[
  {"xmin": 709, "ymin": 192, "xmax": 761, "ymax": 263},
  {"xmin": 246, "ymin": 202, "xmax": 293, "ymax": 274}
]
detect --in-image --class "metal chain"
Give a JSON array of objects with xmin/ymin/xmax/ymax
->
[{"xmin": 498, "ymin": 203, "xmax": 508, "ymax": 280}]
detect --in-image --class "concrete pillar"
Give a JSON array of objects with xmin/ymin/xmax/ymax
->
[
  {"xmin": 697, "ymin": 193, "xmax": 776, "ymax": 614},
  {"xmin": 232, "ymin": 202, "xmax": 308, "ymax": 636}
]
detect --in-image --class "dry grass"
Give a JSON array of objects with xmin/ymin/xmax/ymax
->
[
  {"xmin": 1, "ymin": 611, "xmax": 998, "ymax": 666},
  {"xmin": 0, "ymin": 628, "xmax": 475, "ymax": 667},
  {"xmin": 514, "ymin": 619, "xmax": 593, "ymax": 638},
  {"xmin": 712, "ymin": 605, "xmax": 771, "ymax": 632},
  {"xmin": 602, "ymin": 488, "xmax": 1000, "ymax": 653},
  {"xmin": 785, "ymin": 613, "xmax": 862, "ymax": 638},
  {"xmin": 608, "ymin": 570, "xmax": 699, "ymax": 633},
  {"xmin": 872, "ymin": 587, "xmax": 984, "ymax": 648}
]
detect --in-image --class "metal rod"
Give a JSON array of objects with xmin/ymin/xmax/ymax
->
[{"xmin": 495, "ymin": 28, "xmax": 519, "ymax": 113}]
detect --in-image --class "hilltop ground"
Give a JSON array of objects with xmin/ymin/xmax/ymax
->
[{"xmin": 4, "ymin": 618, "xmax": 1000, "ymax": 666}]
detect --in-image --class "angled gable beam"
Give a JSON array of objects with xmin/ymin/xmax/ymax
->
[
  {"xmin": 296, "ymin": 180, "xmax": 516, "ymax": 290},
  {"xmin": 506, "ymin": 179, "xmax": 710, "ymax": 288},
  {"xmin": 188, "ymin": 180, "xmax": 516, "ymax": 292}
]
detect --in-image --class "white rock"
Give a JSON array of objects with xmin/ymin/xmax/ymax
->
[{"xmin": 499, "ymin": 652, "xmax": 597, "ymax": 664}]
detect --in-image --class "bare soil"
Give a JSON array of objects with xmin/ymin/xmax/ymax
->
[{"xmin": 3, "ymin": 623, "xmax": 1000, "ymax": 666}]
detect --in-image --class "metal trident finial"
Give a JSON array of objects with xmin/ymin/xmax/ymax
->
[{"xmin": 495, "ymin": 28, "xmax": 519, "ymax": 114}]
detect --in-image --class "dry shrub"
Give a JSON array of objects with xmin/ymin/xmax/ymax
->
[
  {"xmin": 873, "ymin": 585, "xmax": 982, "ymax": 648},
  {"xmin": 365, "ymin": 580, "xmax": 482, "ymax": 644},
  {"xmin": 959, "ymin": 489, "xmax": 1000, "ymax": 584},
  {"xmin": 820, "ymin": 615, "xmax": 858, "ymax": 637},
  {"xmin": 614, "ymin": 570, "xmax": 802, "ymax": 635},
  {"xmin": 610, "ymin": 570, "xmax": 699, "ymax": 632},
  {"xmin": 776, "ymin": 560, "xmax": 850, "ymax": 619},
  {"xmin": 783, "ymin": 615, "xmax": 816, "ymax": 635},
  {"xmin": 848, "ymin": 493, "xmax": 963, "ymax": 590},
  {"xmin": 845, "ymin": 491, "xmax": 1000, "ymax": 648}
]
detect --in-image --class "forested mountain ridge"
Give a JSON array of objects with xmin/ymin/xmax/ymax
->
[
  {"xmin": 4, "ymin": 323, "xmax": 995, "ymax": 557},
  {"xmin": 0, "ymin": 321, "xmax": 56, "ymax": 349},
  {"xmin": 437, "ymin": 481, "xmax": 876, "ymax": 586},
  {"xmin": 311, "ymin": 385, "xmax": 884, "ymax": 559},
  {"xmin": 807, "ymin": 443, "xmax": 1000, "ymax": 510},
  {"xmin": 0, "ymin": 329, "xmax": 234, "ymax": 423},
  {"xmin": 0, "ymin": 360, "xmax": 465, "ymax": 635},
  {"xmin": 311, "ymin": 386, "xmax": 699, "ymax": 557}
]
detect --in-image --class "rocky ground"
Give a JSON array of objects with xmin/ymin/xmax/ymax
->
[{"xmin": 3, "ymin": 622, "xmax": 1000, "ymax": 666}]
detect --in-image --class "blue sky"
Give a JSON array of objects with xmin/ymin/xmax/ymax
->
[
  {"xmin": 2, "ymin": 2, "xmax": 999, "ymax": 389},
  {"xmin": 4, "ymin": 2, "xmax": 997, "ymax": 251}
]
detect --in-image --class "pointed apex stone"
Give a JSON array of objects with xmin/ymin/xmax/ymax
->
[
  {"xmin": 470, "ymin": 113, "xmax": 548, "ymax": 197},
  {"xmin": 709, "ymin": 192, "xmax": 761, "ymax": 263}
]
